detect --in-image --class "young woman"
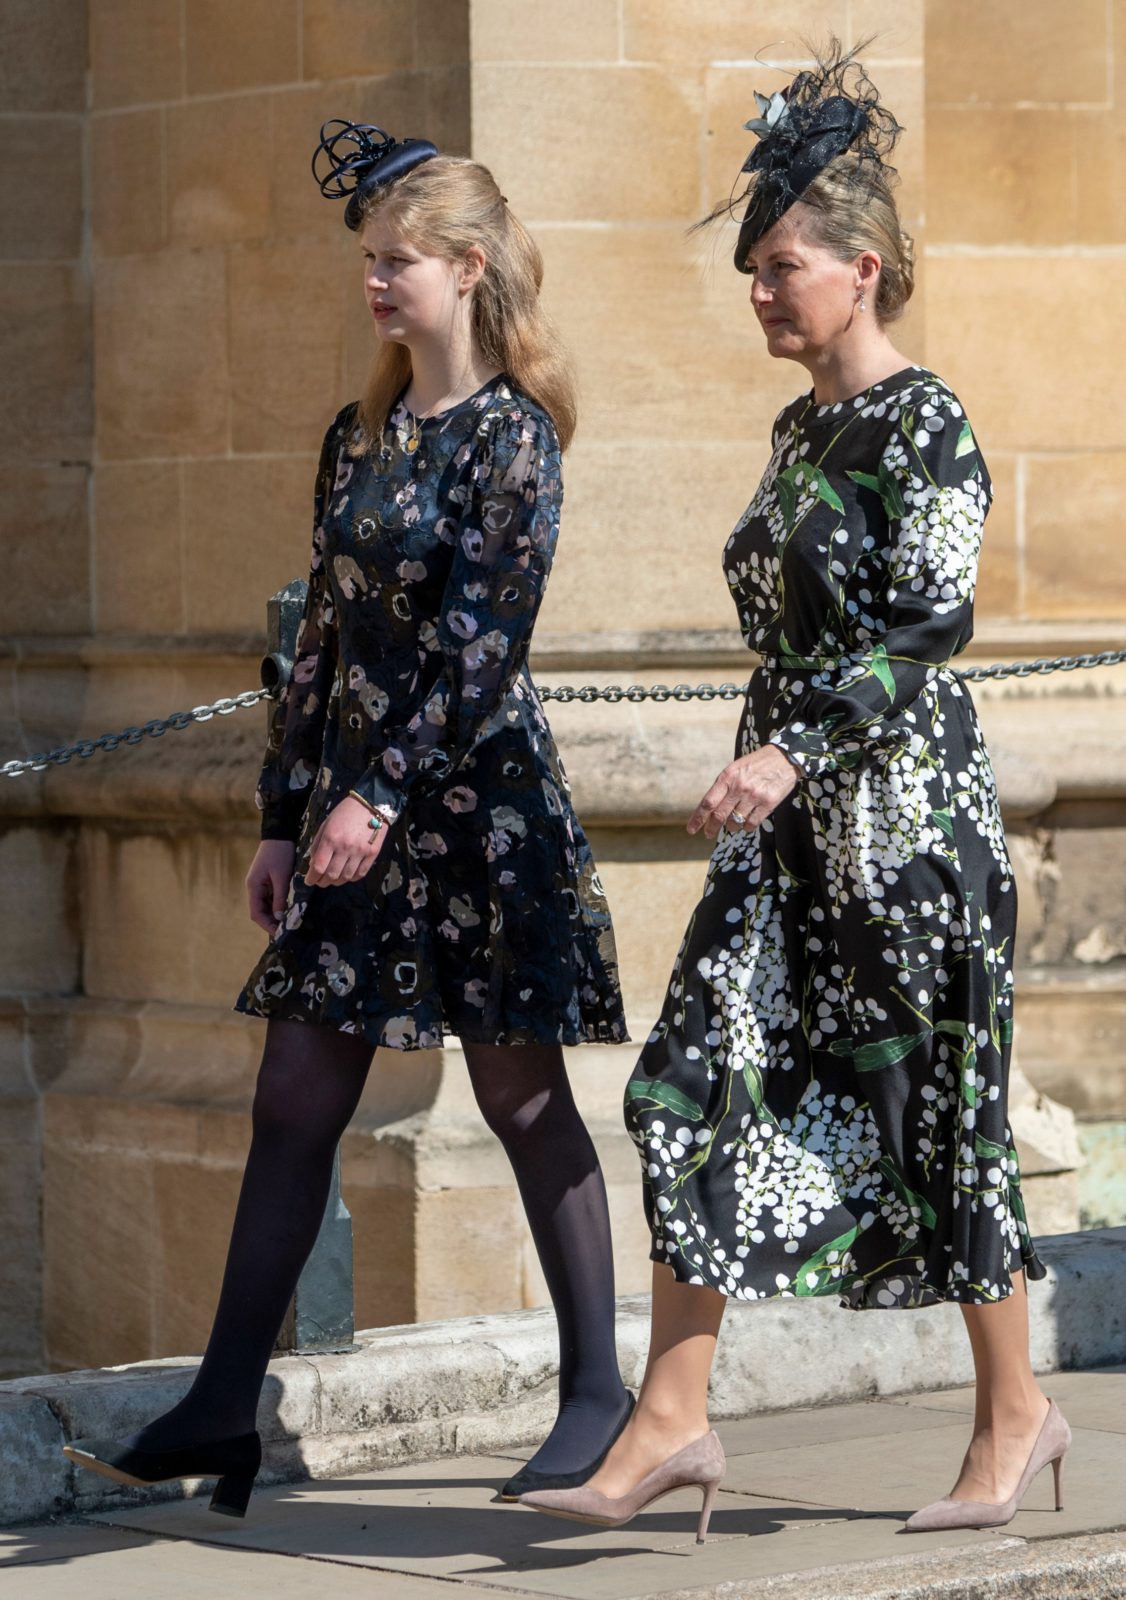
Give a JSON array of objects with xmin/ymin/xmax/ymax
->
[
  {"xmin": 519, "ymin": 46, "xmax": 1069, "ymax": 1542},
  {"xmin": 64, "ymin": 121, "xmax": 633, "ymax": 1516}
]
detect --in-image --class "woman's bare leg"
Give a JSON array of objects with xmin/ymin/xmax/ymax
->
[
  {"xmin": 585, "ymin": 1262, "xmax": 726, "ymax": 1497},
  {"xmin": 950, "ymin": 1271, "xmax": 1050, "ymax": 1502}
]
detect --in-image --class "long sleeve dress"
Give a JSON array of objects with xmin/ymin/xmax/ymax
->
[
  {"xmin": 236, "ymin": 377, "xmax": 627, "ymax": 1052},
  {"xmin": 625, "ymin": 366, "xmax": 1046, "ymax": 1309}
]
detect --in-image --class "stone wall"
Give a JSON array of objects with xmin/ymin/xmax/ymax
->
[{"xmin": 0, "ymin": 0, "xmax": 1123, "ymax": 1376}]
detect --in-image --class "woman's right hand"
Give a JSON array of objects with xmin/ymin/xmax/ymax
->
[{"xmin": 246, "ymin": 840, "xmax": 297, "ymax": 934}]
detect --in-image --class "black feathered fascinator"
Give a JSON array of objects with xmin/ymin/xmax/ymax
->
[
  {"xmin": 715, "ymin": 41, "xmax": 902, "ymax": 272},
  {"xmin": 312, "ymin": 119, "xmax": 439, "ymax": 230}
]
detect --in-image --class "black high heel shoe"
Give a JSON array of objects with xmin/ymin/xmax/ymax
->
[
  {"xmin": 498, "ymin": 1392, "xmax": 636, "ymax": 1502},
  {"xmin": 63, "ymin": 1430, "xmax": 262, "ymax": 1517}
]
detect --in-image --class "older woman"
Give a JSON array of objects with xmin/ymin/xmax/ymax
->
[{"xmin": 519, "ymin": 44, "xmax": 1069, "ymax": 1541}]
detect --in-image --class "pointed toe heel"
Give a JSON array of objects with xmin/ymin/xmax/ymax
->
[
  {"xmin": 210, "ymin": 1471, "xmax": 257, "ymax": 1518},
  {"xmin": 905, "ymin": 1399, "xmax": 1071, "ymax": 1532},
  {"xmin": 520, "ymin": 1429, "xmax": 726, "ymax": 1541}
]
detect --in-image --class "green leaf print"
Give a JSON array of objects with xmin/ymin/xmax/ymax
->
[
  {"xmin": 878, "ymin": 1155, "xmax": 938, "ymax": 1231},
  {"xmin": 954, "ymin": 419, "xmax": 977, "ymax": 459},
  {"xmin": 810, "ymin": 470, "xmax": 845, "ymax": 514},
  {"xmin": 793, "ymin": 1224, "xmax": 861, "ymax": 1297},
  {"xmin": 869, "ymin": 643, "xmax": 896, "ymax": 701},
  {"xmin": 999, "ymin": 1016, "xmax": 1014, "ymax": 1044},
  {"xmin": 778, "ymin": 629, "xmax": 827, "ymax": 669},
  {"xmin": 743, "ymin": 1060, "xmax": 766, "ymax": 1115},
  {"xmin": 846, "ymin": 469, "xmax": 881, "ymax": 495},
  {"xmin": 935, "ymin": 1019, "xmax": 972, "ymax": 1044},
  {"xmin": 828, "ymin": 1031, "xmax": 928, "ymax": 1072},
  {"xmin": 775, "ymin": 470, "xmax": 798, "ymax": 532},
  {"xmin": 877, "ymin": 458, "xmax": 906, "ymax": 521},
  {"xmin": 625, "ymin": 1078, "xmax": 704, "ymax": 1123},
  {"xmin": 974, "ymin": 1133, "xmax": 1010, "ymax": 1163},
  {"xmin": 933, "ymin": 808, "xmax": 955, "ymax": 838}
]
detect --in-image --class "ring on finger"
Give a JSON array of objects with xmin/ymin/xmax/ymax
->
[{"xmin": 731, "ymin": 811, "xmax": 747, "ymax": 826}]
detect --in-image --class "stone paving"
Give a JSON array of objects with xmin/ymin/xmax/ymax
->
[{"xmin": 3, "ymin": 1368, "xmax": 1124, "ymax": 1600}]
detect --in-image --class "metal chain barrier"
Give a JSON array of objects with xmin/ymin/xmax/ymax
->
[{"xmin": 3, "ymin": 648, "xmax": 1125, "ymax": 781}]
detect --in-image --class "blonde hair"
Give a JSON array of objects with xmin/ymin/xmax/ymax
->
[
  {"xmin": 353, "ymin": 156, "xmax": 577, "ymax": 450},
  {"xmin": 798, "ymin": 153, "xmax": 915, "ymax": 323}
]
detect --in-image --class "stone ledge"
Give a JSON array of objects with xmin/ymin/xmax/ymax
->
[{"xmin": 0, "ymin": 1227, "xmax": 1122, "ymax": 1528}]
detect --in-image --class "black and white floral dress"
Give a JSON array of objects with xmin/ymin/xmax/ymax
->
[
  {"xmin": 236, "ymin": 377, "xmax": 627, "ymax": 1051},
  {"xmin": 625, "ymin": 367, "xmax": 1045, "ymax": 1309}
]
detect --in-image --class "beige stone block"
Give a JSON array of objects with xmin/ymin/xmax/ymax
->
[
  {"xmin": 95, "ymin": 249, "xmax": 229, "ymax": 460},
  {"xmin": 471, "ymin": 0, "xmax": 618, "ymax": 62},
  {"xmin": 151, "ymin": 1156, "xmax": 245, "ymax": 1357},
  {"xmin": 704, "ymin": 63, "xmax": 924, "ymax": 231},
  {"xmin": 353, "ymin": 68, "xmax": 472, "ymax": 167},
  {"xmin": 182, "ymin": 455, "xmax": 318, "ymax": 632},
  {"xmin": 345, "ymin": 1174, "xmax": 417, "ymax": 1330},
  {"xmin": 302, "ymin": 0, "xmax": 416, "ymax": 80},
  {"xmin": 185, "ymin": 0, "xmax": 300, "ymax": 95},
  {"xmin": 228, "ymin": 234, "xmax": 346, "ymax": 454},
  {"xmin": 0, "ymin": 263, "xmax": 91, "ymax": 463},
  {"xmin": 91, "ymin": 109, "xmax": 167, "ymax": 258},
  {"xmin": 537, "ymin": 224, "xmax": 797, "ymax": 445},
  {"xmin": 414, "ymin": 1183, "xmax": 523, "ymax": 1321},
  {"xmin": 1024, "ymin": 454, "xmax": 1126, "ymax": 619},
  {"xmin": 0, "ymin": 0, "xmax": 86, "ymax": 113},
  {"xmin": 42, "ymin": 1138, "xmax": 155, "ymax": 1371},
  {"xmin": 473, "ymin": 65, "xmax": 703, "ymax": 222},
  {"xmin": 974, "ymin": 453, "xmax": 1019, "ymax": 619},
  {"xmin": 81, "ymin": 828, "xmax": 264, "ymax": 1007},
  {"xmin": 0, "ymin": 465, "xmax": 91, "ymax": 637},
  {"xmin": 925, "ymin": 0, "xmax": 1109, "ymax": 107},
  {"xmin": 622, "ymin": 1, "xmax": 841, "ymax": 62},
  {"xmin": 0, "ymin": 116, "xmax": 82, "ymax": 259},
  {"xmin": 850, "ymin": 0, "xmax": 924, "ymax": 58},
  {"xmin": 269, "ymin": 84, "xmax": 363, "ymax": 237},
  {"xmin": 167, "ymin": 96, "xmax": 271, "ymax": 246},
  {"xmin": 1075, "ymin": 110, "xmax": 1126, "ymax": 246},
  {"xmin": 90, "ymin": 0, "xmax": 184, "ymax": 111},
  {"xmin": 541, "ymin": 439, "xmax": 755, "ymax": 638},
  {"xmin": 0, "ymin": 1103, "xmax": 43, "ymax": 1374},
  {"xmin": 94, "ymin": 460, "xmax": 184, "ymax": 633},
  {"xmin": 415, "ymin": 0, "xmax": 469, "ymax": 69},
  {"xmin": 925, "ymin": 257, "xmax": 1126, "ymax": 453},
  {"xmin": 589, "ymin": 838, "xmax": 713, "ymax": 1020},
  {"xmin": 927, "ymin": 109, "xmax": 1076, "ymax": 246}
]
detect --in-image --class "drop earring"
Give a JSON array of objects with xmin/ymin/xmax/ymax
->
[{"xmin": 858, "ymin": 288, "xmax": 867, "ymax": 312}]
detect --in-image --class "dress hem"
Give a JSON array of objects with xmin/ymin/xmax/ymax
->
[
  {"xmin": 647, "ymin": 1239, "xmax": 1048, "ymax": 1310},
  {"xmin": 234, "ymin": 994, "xmax": 630, "ymax": 1051}
]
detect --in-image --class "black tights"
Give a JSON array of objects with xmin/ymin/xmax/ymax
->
[{"xmin": 132, "ymin": 1021, "xmax": 627, "ymax": 1475}]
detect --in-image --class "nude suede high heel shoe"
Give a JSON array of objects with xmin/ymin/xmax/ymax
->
[
  {"xmin": 518, "ymin": 1429, "xmax": 726, "ymax": 1543},
  {"xmin": 905, "ymin": 1399, "xmax": 1071, "ymax": 1532}
]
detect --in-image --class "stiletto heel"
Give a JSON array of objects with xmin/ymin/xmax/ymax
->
[
  {"xmin": 519, "ymin": 1430, "xmax": 726, "ymax": 1538},
  {"xmin": 211, "ymin": 1471, "xmax": 257, "ymax": 1518},
  {"xmin": 906, "ymin": 1399, "xmax": 1072, "ymax": 1531},
  {"xmin": 696, "ymin": 1476, "xmax": 721, "ymax": 1543}
]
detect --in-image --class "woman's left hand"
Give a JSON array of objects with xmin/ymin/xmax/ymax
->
[
  {"xmin": 305, "ymin": 795, "xmax": 390, "ymax": 887},
  {"xmin": 688, "ymin": 744, "xmax": 800, "ymax": 839}
]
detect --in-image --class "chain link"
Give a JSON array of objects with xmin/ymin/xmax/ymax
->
[
  {"xmin": 3, "ymin": 648, "xmax": 1125, "ymax": 780},
  {"xmin": 1, "ymin": 688, "xmax": 273, "ymax": 779}
]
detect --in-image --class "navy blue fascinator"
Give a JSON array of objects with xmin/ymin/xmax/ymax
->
[
  {"xmin": 312, "ymin": 119, "xmax": 439, "ymax": 230},
  {"xmin": 711, "ymin": 41, "xmax": 902, "ymax": 272}
]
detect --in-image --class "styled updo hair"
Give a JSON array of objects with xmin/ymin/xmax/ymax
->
[
  {"xmin": 355, "ymin": 154, "xmax": 577, "ymax": 450},
  {"xmin": 798, "ymin": 153, "xmax": 915, "ymax": 323}
]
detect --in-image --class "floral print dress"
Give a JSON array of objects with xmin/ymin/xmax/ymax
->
[
  {"xmin": 625, "ymin": 367, "xmax": 1045, "ymax": 1309},
  {"xmin": 236, "ymin": 378, "xmax": 627, "ymax": 1051}
]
